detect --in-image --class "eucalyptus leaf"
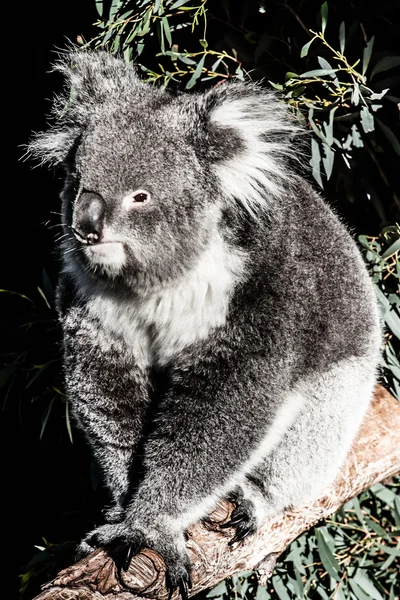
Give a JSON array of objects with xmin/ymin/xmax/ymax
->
[
  {"xmin": 322, "ymin": 143, "xmax": 335, "ymax": 179},
  {"xmin": 381, "ymin": 238, "xmax": 400, "ymax": 259},
  {"xmin": 339, "ymin": 21, "xmax": 345, "ymax": 54},
  {"xmin": 371, "ymin": 55, "xmax": 400, "ymax": 78},
  {"xmin": 300, "ymin": 68, "xmax": 338, "ymax": 77},
  {"xmin": 300, "ymin": 38, "xmax": 315, "ymax": 58},
  {"xmin": 207, "ymin": 580, "xmax": 228, "ymax": 596},
  {"xmin": 320, "ymin": 1, "xmax": 328, "ymax": 34},
  {"xmin": 310, "ymin": 138, "xmax": 323, "ymax": 187},
  {"xmin": 95, "ymin": 0, "xmax": 103, "ymax": 18},
  {"xmin": 272, "ymin": 574, "xmax": 292, "ymax": 600},
  {"xmin": 161, "ymin": 16, "xmax": 172, "ymax": 46},
  {"xmin": 360, "ymin": 106, "xmax": 375, "ymax": 133},
  {"xmin": 170, "ymin": 0, "xmax": 192, "ymax": 8},
  {"xmin": 315, "ymin": 529, "xmax": 341, "ymax": 581},
  {"xmin": 362, "ymin": 36, "xmax": 375, "ymax": 75},
  {"xmin": 185, "ymin": 54, "xmax": 206, "ymax": 89}
]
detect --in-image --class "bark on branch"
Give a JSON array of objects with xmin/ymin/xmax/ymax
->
[{"xmin": 35, "ymin": 385, "xmax": 400, "ymax": 600}]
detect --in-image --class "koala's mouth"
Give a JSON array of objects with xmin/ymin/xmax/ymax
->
[{"xmin": 84, "ymin": 242, "xmax": 126, "ymax": 273}]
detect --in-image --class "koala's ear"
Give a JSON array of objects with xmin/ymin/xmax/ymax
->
[
  {"xmin": 27, "ymin": 51, "xmax": 143, "ymax": 168},
  {"xmin": 189, "ymin": 82, "xmax": 303, "ymax": 214}
]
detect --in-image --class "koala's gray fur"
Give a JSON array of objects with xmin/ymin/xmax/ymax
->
[{"xmin": 30, "ymin": 51, "xmax": 382, "ymax": 594}]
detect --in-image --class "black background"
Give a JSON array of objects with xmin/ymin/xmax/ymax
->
[{"xmin": 3, "ymin": 2, "xmax": 97, "ymax": 596}]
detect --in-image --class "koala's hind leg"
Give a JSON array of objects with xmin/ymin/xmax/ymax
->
[{"xmin": 226, "ymin": 357, "xmax": 377, "ymax": 539}]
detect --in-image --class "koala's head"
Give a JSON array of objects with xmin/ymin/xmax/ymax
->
[{"xmin": 29, "ymin": 51, "xmax": 300, "ymax": 291}]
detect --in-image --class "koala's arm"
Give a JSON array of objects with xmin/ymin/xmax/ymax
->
[
  {"xmin": 86, "ymin": 330, "xmax": 293, "ymax": 586},
  {"xmin": 130, "ymin": 347, "xmax": 285, "ymax": 521},
  {"xmin": 59, "ymin": 283, "xmax": 150, "ymax": 519}
]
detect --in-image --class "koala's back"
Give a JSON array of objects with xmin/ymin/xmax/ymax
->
[{"xmin": 220, "ymin": 179, "xmax": 381, "ymax": 382}]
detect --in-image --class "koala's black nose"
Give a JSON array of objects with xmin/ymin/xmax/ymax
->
[{"xmin": 72, "ymin": 191, "xmax": 105, "ymax": 245}]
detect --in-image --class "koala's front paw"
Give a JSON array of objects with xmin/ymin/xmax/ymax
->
[
  {"xmin": 81, "ymin": 521, "xmax": 192, "ymax": 599},
  {"xmin": 76, "ymin": 539, "xmax": 97, "ymax": 560},
  {"xmin": 221, "ymin": 497, "xmax": 258, "ymax": 545}
]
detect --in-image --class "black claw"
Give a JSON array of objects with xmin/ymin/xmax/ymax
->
[
  {"xmin": 187, "ymin": 574, "xmax": 193, "ymax": 590},
  {"xmin": 123, "ymin": 542, "xmax": 137, "ymax": 571},
  {"xmin": 228, "ymin": 526, "xmax": 253, "ymax": 546},
  {"xmin": 178, "ymin": 578, "xmax": 188, "ymax": 600},
  {"xmin": 166, "ymin": 570, "xmax": 192, "ymax": 600}
]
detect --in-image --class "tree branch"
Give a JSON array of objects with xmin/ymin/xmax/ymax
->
[{"xmin": 34, "ymin": 385, "xmax": 400, "ymax": 600}]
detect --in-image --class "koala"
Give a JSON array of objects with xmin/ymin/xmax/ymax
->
[{"xmin": 29, "ymin": 51, "xmax": 381, "ymax": 597}]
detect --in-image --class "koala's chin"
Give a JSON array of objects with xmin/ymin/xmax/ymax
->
[{"xmin": 83, "ymin": 242, "xmax": 126, "ymax": 279}]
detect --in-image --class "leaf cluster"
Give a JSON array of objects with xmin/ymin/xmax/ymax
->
[{"xmin": 201, "ymin": 478, "xmax": 400, "ymax": 600}]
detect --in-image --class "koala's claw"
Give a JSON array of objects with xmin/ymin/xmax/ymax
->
[
  {"xmin": 167, "ymin": 570, "xmax": 192, "ymax": 600},
  {"xmin": 122, "ymin": 539, "xmax": 143, "ymax": 572},
  {"xmin": 220, "ymin": 499, "xmax": 257, "ymax": 545}
]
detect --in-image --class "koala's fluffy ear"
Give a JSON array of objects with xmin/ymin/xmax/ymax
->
[
  {"xmin": 189, "ymin": 83, "xmax": 303, "ymax": 214},
  {"xmin": 28, "ymin": 51, "xmax": 144, "ymax": 167}
]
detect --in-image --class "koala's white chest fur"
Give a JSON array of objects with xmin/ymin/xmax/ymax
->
[{"xmin": 86, "ymin": 237, "xmax": 245, "ymax": 366}]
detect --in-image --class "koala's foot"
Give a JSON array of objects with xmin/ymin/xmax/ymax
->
[
  {"xmin": 221, "ymin": 497, "xmax": 258, "ymax": 545},
  {"xmin": 80, "ymin": 521, "xmax": 192, "ymax": 599}
]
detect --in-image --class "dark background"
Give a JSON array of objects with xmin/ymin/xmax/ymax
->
[{"xmin": 4, "ymin": 2, "xmax": 97, "ymax": 596}]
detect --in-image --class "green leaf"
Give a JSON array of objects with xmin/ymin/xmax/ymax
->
[
  {"xmin": 318, "ymin": 56, "xmax": 332, "ymax": 70},
  {"xmin": 360, "ymin": 106, "xmax": 375, "ymax": 133},
  {"xmin": 272, "ymin": 574, "xmax": 292, "ymax": 600},
  {"xmin": 65, "ymin": 399, "xmax": 73, "ymax": 444},
  {"xmin": 200, "ymin": 38, "xmax": 208, "ymax": 49},
  {"xmin": 40, "ymin": 397, "xmax": 55, "ymax": 440},
  {"xmin": 315, "ymin": 528, "xmax": 341, "ymax": 582},
  {"xmin": 322, "ymin": 143, "xmax": 335, "ymax": 179},
  {"xmin": 376, "ymin": 542, "xmax": 400, "ymax": 557},
  {"xmin": 348, "ymin": 496, "xmax": 365, "ymax": 524},
  {"xmin": 339, "ymin": 21, "xmax": 345, "ymax": 54},
  {"xmin": 269, "ymin": 81, "xmax": 284, "ymax": 90},
  {"xmin": 185, "ymin": 54, "xmax": 206, "ymax": 89},
  {"xmin": 310, "ymin": 137, "xmax": 323, "ymax": 188},
  {"xmin": 300, "ymin": 68, "xmax": 338, "ymax": 77},
  {"xmin": 351, "ymin": 124, "xmax": 363, "ymax": 147},
  {"xmin": 170, "ymin": 0, "xmax": 192, "ymax": 9},
  {"xmin": 95, "ymin": 0, "xmax": 103, "ymax": 18},
  {"xmin": 108, "ymin": 0, "xmax": 122, "ymax": 23},
  {"xmin": 300, "ymin": 38, "xmax": 315, "ymax": 58},
  {"xmin": 349, "ymin": 579, "xmax": 374, "ymax": 600},
  {"xmin": 365, "ymin": 516, "xmax": 391, "ymax": 540},
  {"xmin": 161, "ymin": 16, "xmax": 172, "ymax": 46},
  {"xmin": 381, "ymin": 237, "xmax": 400, "ymax": 259},
  {"xmin": 352, "ymin": 83, "xmax": 360, "ymax": 106},
  {"xmin": 207, "ymin": 580, "xmax": 227, "ymax": 597},
  {"xmin": 362, "ymin": 36, "xmax": 375, "ymax": 75},
  {"xmin": 320, "ymin": 1, "xmax": 328, "ymax": 34},
  {"xmin": 178, "ymin": 53, "xmax": 196, "ymax": 65},
  {"xmin": 375, "ymin": 287, "xmax": 400, "ymax": 340},
  {"xmin": 371, "ymin": 56, "xmax": 400, "ymax": 78},
  {"xmin": 354, "ymin": 572, "xmax": 384, "ymax": 600}
]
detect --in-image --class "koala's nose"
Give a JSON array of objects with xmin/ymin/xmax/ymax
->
[{"xmin": 72, "ymin": 191, "xmax": 105, "ymax": 245}]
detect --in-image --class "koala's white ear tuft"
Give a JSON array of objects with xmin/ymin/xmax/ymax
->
[
  {"xmin": 27, "ymin": 127, "xmax": 80, "ymax": 167},
  {"xmin": 192, "ymin": 83, "xmax": 304, "ymax": 216}
]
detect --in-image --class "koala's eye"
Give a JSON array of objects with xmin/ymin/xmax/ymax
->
[
  {"xmin": 133, "ymin": 190, "xmax": 150, "ymax": 203},
  {"xmin": 122, "ymin": 189, "xmax": 152, "ymax": 211}
]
